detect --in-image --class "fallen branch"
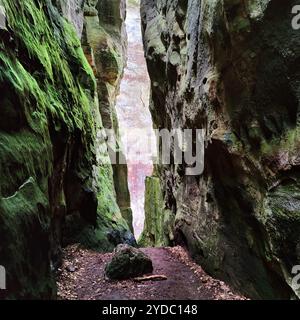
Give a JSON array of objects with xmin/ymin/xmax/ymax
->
[{"xmin": 133, "ymin": 275, "xmax": 167, "ymax": 282}]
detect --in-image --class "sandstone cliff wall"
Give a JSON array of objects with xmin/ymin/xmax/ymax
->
[
  {"xmin": 141, "ymin": 0, "xmax": 300, "ymax": 299},
  {"xmin": 83, "ymin": 0, "xmax": 133, "ymax": 231}
]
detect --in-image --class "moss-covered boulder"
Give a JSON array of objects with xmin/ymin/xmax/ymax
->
[{"xmin": 105, "ymin": 244, "xmax": 153, "ymax": 280}]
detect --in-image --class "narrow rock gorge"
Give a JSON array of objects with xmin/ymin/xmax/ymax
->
[
  {"xmin": 141, "ymin": 0, "xmax": 300, "ymax": 299},
  {"xmin": 115, "ymin": 0, "xmax": 154, "ymax": 238},
  {"xmin": 0, "ymin": 0, "xmax": 300, "ymax": 301}
]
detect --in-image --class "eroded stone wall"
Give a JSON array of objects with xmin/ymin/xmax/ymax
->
[
  {"xmin": 141, "ymin": 0, "xmax": 300, "ymax": 299},
  {"xmin": 83, "ymin": 0, "xmax": 133, "ymax": 231}
]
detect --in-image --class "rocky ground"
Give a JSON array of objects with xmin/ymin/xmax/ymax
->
[{"xmin": 57, "ymin": 245, "xmax": 245, "ymax": 300}]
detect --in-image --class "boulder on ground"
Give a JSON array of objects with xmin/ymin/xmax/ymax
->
[
  {"xmin": 105, "ymin": 244, "xmax": 153, "ymax": 280},
  {"xmin": 107, "ymin": 229, "xmax": 137, "ymax": 247}
]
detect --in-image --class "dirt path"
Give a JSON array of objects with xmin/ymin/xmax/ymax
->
[{"xmin": 57, "ymin": 245, "xmax": 245, "ymax": 300}]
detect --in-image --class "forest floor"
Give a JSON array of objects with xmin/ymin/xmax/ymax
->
[{"xmin": 57, "ymin": 245, "xmax": 246, "ymax": 300}]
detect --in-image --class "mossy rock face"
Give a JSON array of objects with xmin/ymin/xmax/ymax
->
[
  {"xmin": 0, "ymin": 0, "xmax": 94, "ymax": 299},
  {"xmin": 141, "ymin": 0, "xmax": 300, "ymax": 299},
  {"xmin": 83, "ymin": 0, "xmax": 133, "ymax": 230},
  {"xmin": 105, "ymin": 244, "xmax": 153, "ymax": 280},
  {"xmin": 0, "ymin": 178, "xmax": 55, "ymax": 299},
  {"xmin": 139, "ymin": 176, "xmax": 175, "ymax": 247},
  {"xmin": 0, "ymin": 0, "xmax": 132, "ymax": 299}
]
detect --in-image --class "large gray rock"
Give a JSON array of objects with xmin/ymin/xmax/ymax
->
[{"xmin": 105, "ymin": 245, "xmax": 153, "ymax": 280}]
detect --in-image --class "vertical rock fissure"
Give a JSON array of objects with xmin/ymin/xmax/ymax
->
[{"xmin": 115, "ymin": 0, "xmax": 154, "ymax": 239}]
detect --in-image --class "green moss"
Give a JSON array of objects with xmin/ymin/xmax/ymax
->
[
  {"xmin": 138, "ymin": 176, "xmax": 174, "ymax": 247},
  {"xmin": 1, "ymin": 0, "xmax": 96, "ymax": 135},
  {"xmin": 0, "ymin": 177, "xmax": 55, "ymax": 299},
  {"xmin": 87, "ymin": 164, "xmax": 130, "ymax": 251},
  {"xmin": 62, "ymin": 19, "xmax": 96, "ymax": 86},
  {"xmin": 97, "ymin": 165, "xmax": 124, "ymax": 223},
  {"xmin": 0, "ymin": 0, "xmax": 132, "ymax": 299},
  {"xmin": 260, "ymin": 127, "xmax": 300, "ymax": 156},
  {"xmin": 0, "ymin": 131, "xmax": 51, "ymax": 196}
]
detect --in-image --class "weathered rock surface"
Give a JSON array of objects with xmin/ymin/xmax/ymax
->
[
  {"xmin": 83, "ymin": 0, "xmax": 133, "ymax": 230},
  {"xmin": 139, "ymin": 176, "xmax": 174, "ymax": 247},
  {"xmin": 55, "ymin": 0, "xmax": 85, "ymax": 37},
  {"xmin": 0, "ymin": 0, "xmax": 132, "ymax": 299},
  {"xmin": 141, "ymin": 0, "xmax": 300, "ymax": 299},
  {"xmin": 105, "ymin": 244, "xmax": 153, "ymax": 280}
]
